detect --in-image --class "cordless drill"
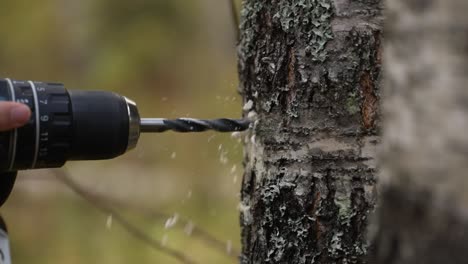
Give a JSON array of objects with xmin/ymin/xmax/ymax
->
[{"xmin": 0, "ymin": 78, "xmax": 249, "ymax": 206}]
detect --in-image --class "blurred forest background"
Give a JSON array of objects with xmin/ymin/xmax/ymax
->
[{"xmin": 0, "ymin": 0, "xmax": 243, "ymax": 263}]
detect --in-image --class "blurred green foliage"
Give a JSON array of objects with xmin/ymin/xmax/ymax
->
[{"xmin": 0, "ymin": 0, "xmax": 242, "ymax": 263}]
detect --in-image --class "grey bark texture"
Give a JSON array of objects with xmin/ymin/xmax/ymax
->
[
  {"xmin": 372, "ymin": 1, "xmax": 468, "ymax": 263},
  {"xmin": 237, "ymin": 1, "xmax": 383, "ymax": 263}
]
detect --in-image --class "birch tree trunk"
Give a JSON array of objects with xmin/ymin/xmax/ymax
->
[
  {"xmin": 373, "ymin": 1, "xmax": 468, "ymax": 263},
  {"xmin": 238, "ymin": 1, "xmax": 383, "ymax": 263}
]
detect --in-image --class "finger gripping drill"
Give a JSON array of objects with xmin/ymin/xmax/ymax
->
[{"xmin": 0, "ymin": 78, "xmax": 250, "ymax": 205}]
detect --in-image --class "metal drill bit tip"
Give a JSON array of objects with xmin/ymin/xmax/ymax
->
[{"xmin": 140, "ymin": 118, "xmax": 250, "ymax": 133}]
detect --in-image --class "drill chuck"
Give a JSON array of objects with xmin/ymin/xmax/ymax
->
[
  {"xmin": 0, "ymin": 78, "xmax": 250, "ymax": 172},
  {"xmin": 0, "ymin": 79, "xmax": 141, "ymax": 171}
]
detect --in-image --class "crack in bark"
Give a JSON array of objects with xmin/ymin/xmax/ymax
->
[{"xmin": 360, "ymin": 72, "xmax": 378, "ymax": 130}]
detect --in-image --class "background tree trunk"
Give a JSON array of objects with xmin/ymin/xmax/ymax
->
[
  {"xmin": 238, "ymin": 1, "xmax": 383, "ymax": 263},
  {"xmin": 373, "ymin": 1, "xmax": 468, "ymax": 263}
]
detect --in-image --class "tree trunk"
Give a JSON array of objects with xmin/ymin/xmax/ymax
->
[
  {"xmin": 372, "ymin": 1, "xmax": 468, "ymax": 263},
  {"xmin": 238, "ymin": 1, "xmax": 383, "ymax": 263}
]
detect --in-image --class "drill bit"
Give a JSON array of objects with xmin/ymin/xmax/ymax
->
[{"xmin": 140, "ymin": 118, "xmax": 250, "ymax": 133}]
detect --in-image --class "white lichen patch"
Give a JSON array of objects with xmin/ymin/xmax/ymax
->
[
  {"xmin": 309, "ymin": 138, "xmax": 357, "ymax": 153},
  {"xmin": 361, "ymin": 136, "xmax": 379, "ymax": 169},
  {"xmin": 270, "ymin": 137, "xmax": 359, "ymax": 163},
  {"xmin": 334, "ymin": 176, "xmax": 353, "ymax": 224},
  {"xmin": 364, "ymin": 184, "xmax": 377, "ymax": 207},
  {"xmin": 329, "ymin": 231, "xmax": 344, "ymax": 256}
]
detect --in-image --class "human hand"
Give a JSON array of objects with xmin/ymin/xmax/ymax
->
[{"xmin": 0, "ymin": 102, "xmax": 31, "ymax": 131}]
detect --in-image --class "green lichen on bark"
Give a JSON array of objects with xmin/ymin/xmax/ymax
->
[
  {"xmin": 239, "ymin": 0, "xmax": 333, "ymax": 64},
  {"xmin": 239, "ymin": 0, "xmax": 334, "ymax": 63},
  {"xmin": 346, "ymin": 92, "xmax": 360, "ymax": 115},
  {"xmin": 274, "ymin": 0, "xmax": 334, "ymax": 61},
  {"xmin": 239, "ymin": 1, "xmax": 264, "ymax": 60}
]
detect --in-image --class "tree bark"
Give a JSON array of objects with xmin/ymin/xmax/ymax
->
[
  {"xmin": 372, "ymin": 1, "xmax": 468, "ymax": 263},
  {"xmin": 238, "ymin": 1, "xmax": 383, "ymax": 263}
]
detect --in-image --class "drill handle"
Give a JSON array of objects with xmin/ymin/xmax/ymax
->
[{"xmin": 0, "ymin": 171, "xmax": 16, "ymax": 207}]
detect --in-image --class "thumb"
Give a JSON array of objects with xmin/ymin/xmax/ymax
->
[{"xmin": 0, "ymin": 102, "xmax": 31, "ymax": 132}]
